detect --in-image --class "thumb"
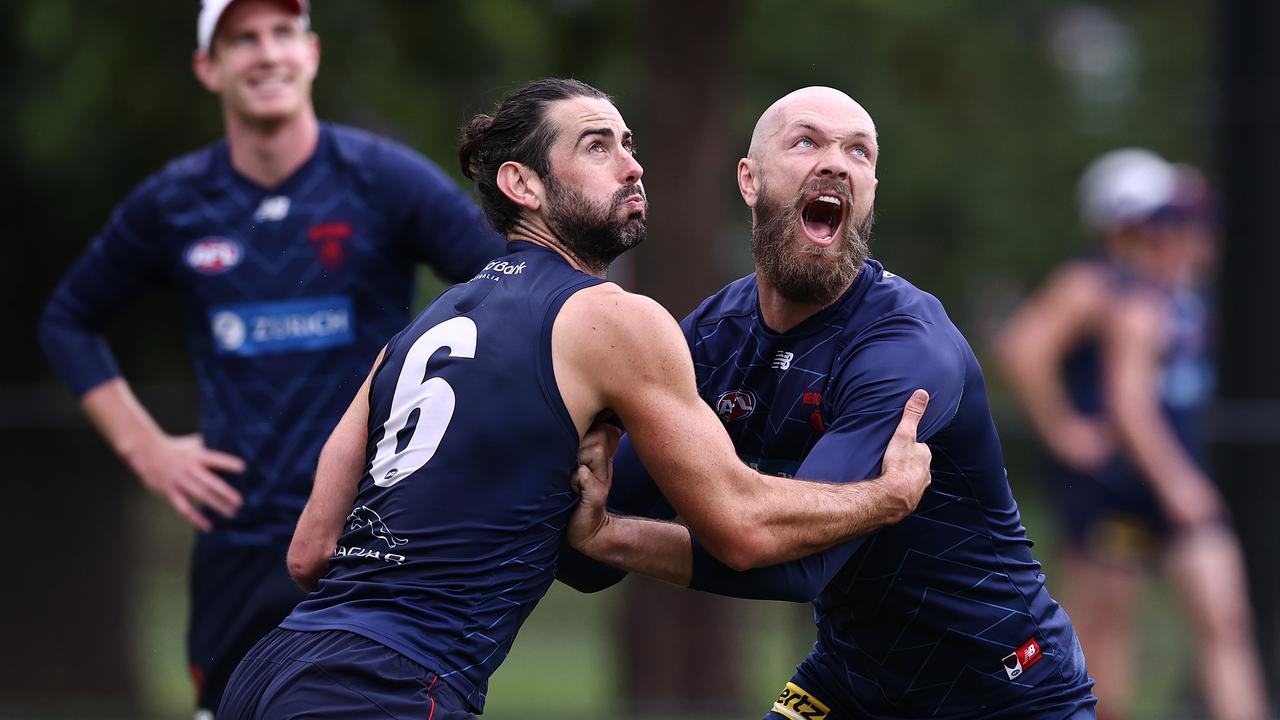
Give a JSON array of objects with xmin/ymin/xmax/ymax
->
[{"xmin": 895, "ymin": 389, "xmax": 930, "ymax": 442}]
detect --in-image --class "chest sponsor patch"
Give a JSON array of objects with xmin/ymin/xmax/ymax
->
[
  {"xmin": 770, "ymin": 681, "xmax": 829, "ymax": 720},
  {"xmin": 1002, "ymin": 636, "xmax": 1044, "ymax": 680},
  {"xmin": 208, "ymin": 295, "xmax": 354, "ymax": 357},
  {"xmin": 185, "ymin": 237, "xmax": 243, "ymax": 274}
]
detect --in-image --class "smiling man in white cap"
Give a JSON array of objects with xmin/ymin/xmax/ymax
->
[{"xmin": 38, "ymin": 1, "xmax": 504, "ymax": 715}]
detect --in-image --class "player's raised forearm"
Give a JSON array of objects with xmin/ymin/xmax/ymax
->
[
  {"xmin": 733, "ymin": 470, "xmax": 922, "ymax": 569},
  {"xmin": 564, "ymin": 294, "xmax": 930, "ymax": 572},
  {"xmin": 699, "ymin": 390, "xmax": 932, "ymax": 571},
  {"xmin": 288, "ymin": 364, "xmax": 376, "ymax": 591},
  {"xmin": 577, "ymin": 514, "xmax": 694, "ymax": 587}
]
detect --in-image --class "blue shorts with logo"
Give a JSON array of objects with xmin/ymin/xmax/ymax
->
[
  {"xmin": 189, "ymin": 535, "xmax": 305, "ymax": 714},
  {"xmin": 219, "ymin": 627, "xmax": 474, "ymax": 719},
  {"xmin": 762, "ymin": 637, "xmax": 1095, "ymax": 720}
]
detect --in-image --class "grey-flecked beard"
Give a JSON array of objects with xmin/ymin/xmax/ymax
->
[
  {"xmin": 544, "ymin": 179, "xmax": 647, "ymax": 276},
  {"xmin": 752, "ymin": 179, "xmax": 873, "ymax": 306}
]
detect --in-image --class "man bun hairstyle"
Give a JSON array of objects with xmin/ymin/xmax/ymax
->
[{"xmin": 459, "ymin": 78, "xmax": 610, "ymax": 235}]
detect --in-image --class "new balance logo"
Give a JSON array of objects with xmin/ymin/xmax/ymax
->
[
  {"xmin": 772, "ymin": 351, "xmax": 794, "ymax": 370},
  {"xmin": 254, "ymin": 195, "xmax": 291, "ymax": 222},
  {"xmin": 1002, "ymin": 637, "xmax": 1043, "ymax": 680}
]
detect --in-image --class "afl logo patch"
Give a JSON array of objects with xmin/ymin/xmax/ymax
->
[
  {"xmin": 716, "ymin": 390, "xmax": 756, "ymax": 422},
  {"xmin": 185, "ymin": 237, "xmax": 243, "ymax": 274}
]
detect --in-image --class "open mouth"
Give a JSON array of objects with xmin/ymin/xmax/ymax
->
[{"xmin": 800, "ymin": 194, "xmax": 845, "ymax": 245}]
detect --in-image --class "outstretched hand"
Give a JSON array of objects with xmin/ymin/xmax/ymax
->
[
  {"xmin": 877, "ymin": 389, "xmax": 933, "ymax": 522},
  {"xmin": 567, "ymin": 423, "xmax": 622, "ymax": 551}
]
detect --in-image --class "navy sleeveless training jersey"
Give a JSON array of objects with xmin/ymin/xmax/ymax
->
[
  {"xmin": 39, "ymin": 123, "xmax": 505, "ymax": 540},
  {"xmin": 1052, "ymin": 262, "xmax": 1214, "ymax": 538},
  {"xmin": 569, "ymin": 259, "xmax": 1094, "ymax": 718},
  {"xmin": 283, "ymin": 242, "xmax": 603, "ymax": 713}
]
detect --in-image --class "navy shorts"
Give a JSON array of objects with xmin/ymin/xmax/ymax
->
[
  {"xmin": 1045, "ymin": 456, "xmax": 1172, "ymax": 563},
  {"xmin": 188, "ymin": 535, "xmax": 305, "ymax": 714},
  {"xmin": 219, "ymin": 627, "xmax": 474, "ymax": 719},
  {"xmin": 762, "ymin": 637, "xmax": 1095, "ymax": 720}
]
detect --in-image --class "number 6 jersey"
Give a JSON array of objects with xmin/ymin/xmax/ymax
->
[{"xmin": 283, "ymin": 242, "xmax": 603, "ymax": 714}]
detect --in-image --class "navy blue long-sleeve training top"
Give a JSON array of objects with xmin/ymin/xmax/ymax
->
[{"xmin": 39, "ymin": 123, "xmax": 506, "ymax": 541}]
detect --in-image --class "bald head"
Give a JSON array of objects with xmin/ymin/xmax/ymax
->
[{"xmin": 748, "ymin": 87, "xmax": 876, "ymax": 161}]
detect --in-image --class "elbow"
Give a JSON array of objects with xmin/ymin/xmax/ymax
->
[
  {"xmin": 698, "ymin": 521, "xmax": 776, "ymax": 572},
  {"xmin": 286, "ymin": 536, "xmax": 333, "ymax": 593}
]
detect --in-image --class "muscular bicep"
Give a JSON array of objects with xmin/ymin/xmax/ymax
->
[{"xmin": 554, "ymin": 288, "xmax": 758, "ymax": 549}]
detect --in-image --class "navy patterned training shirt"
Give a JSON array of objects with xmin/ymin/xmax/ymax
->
[
  {"xmin": 39, "ymin": 123, "xmax": 505, "ymax": 542},
  {"xmin": 566, "ymin": 259, "xmax": 1095, "ymax": 719}
]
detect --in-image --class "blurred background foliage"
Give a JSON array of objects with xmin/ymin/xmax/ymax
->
[{"xmin": 1, "ymin": 1, "xmax": 1255, "ymax": 718}]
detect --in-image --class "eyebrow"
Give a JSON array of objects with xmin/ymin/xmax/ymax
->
[
  {"xmin": 577, "ymin": 127, "xmax": 633, "ymax": 144},
  {"xmin": 792, "ymin": 123, "xmax": 879, "ymax": 146},
  {"xmin": 578, "ymin": 127, "xmax": 614, "ymax": 144}
]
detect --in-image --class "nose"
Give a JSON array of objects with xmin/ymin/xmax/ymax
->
[
  {"xmin": 257, "ymin": 33, "xmax": 284, "ymax": 63},
  {"xmin": 621, "ymin": 151, "xmax": 643, "ymax": 185},
  {"xmin": 815, "ymin": 146, "xmax": 849, "ymax": 181}
]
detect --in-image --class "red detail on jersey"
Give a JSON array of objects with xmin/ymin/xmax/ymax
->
[
  {"xmin": 802, "ymin": 391, "xmax": 822, "ymax": 405},
  {"xmin": 808, "ymin": 409, "xmax": 825, "ymax": 433},
  {"xmin": 716, "ymin": 390, "xmax": 756, "ymax": 421},
  {"xmin": 1017, "ymin": 637, "xmax": 1043, "ymax": 670},
  {"xmin": 309, "ymin": 222, "xmax": 353, "ymax": 270}
]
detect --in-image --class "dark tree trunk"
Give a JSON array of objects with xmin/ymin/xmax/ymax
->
[
  {"xmin": 619, "ymin": 0, "xmax": 747, "ymax": 714},
  {"xmin": 1215, "ymin": 0, "xmax": 1280, "ymax": 713}
]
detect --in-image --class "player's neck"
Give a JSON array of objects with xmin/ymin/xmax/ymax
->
[
  {"xmin": 223, "ymin": 106, "xmax": 320, "ymax": 188},
  {"xmin": 507, "ymin": 216, "xmax": 610, "ymax": 278},
  {"xmin": 755, "ymin": 276, "xmax": 847, "ymax": 333}
]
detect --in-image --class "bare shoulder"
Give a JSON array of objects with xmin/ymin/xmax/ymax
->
[
  {"xmin": 558, "ymin": 283, "xmax": 687, "ymax": 357},
  {"xmin": 556, "ymin": 283, "xmax": 693, "ymax": 391},
  {"xmin": 561, "ymin": 282, "xmax": 673, "ymax": 325},
  {"xmin": 1041, "ymin": 260, "xmax": 1113, "ymax": 314}
]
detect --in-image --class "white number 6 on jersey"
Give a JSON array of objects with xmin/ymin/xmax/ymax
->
[{"xmin": 369, "ymin": 316, "xmax": 477, "ymax": 487}]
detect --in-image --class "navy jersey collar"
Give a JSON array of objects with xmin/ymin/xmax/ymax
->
[{"xmin": 212, "ymin": 123, "xmax": 332, "ymax": 194}]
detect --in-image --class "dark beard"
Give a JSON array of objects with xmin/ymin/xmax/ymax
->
[
  {"xmin": 544, "ymin": 179, "xmax": 647, "ymax": 275},
  {"xmin": 751, "ymin": 179, "xmax": 872, "ymax": 305}
]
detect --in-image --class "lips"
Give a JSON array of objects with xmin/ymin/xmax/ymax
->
[{"xmin": 800, "ymin": 192, "xmax": 845, "ymax": 246}]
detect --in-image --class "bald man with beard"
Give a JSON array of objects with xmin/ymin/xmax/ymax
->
[{"xmin": 560, "ymin": 87, "xmax": 1097, "ymax": 719}]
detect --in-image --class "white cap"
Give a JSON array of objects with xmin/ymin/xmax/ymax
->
[
  {"xmin": 197, "ymin": 0, "xmax": 308, "ymax": 52},
  {"xmin": 1078, "ymin": 148, "xmax": 1179, "ymax": 234}
]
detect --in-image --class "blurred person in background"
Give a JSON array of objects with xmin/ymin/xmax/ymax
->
[
  {"xmin": 997, "ymin": 150, "xmax": 1267, "ymax": 720},
  {"xmin": 36, "ymin": 0, "xmax": 504, "ymax": 715},
  {"xmin": 562, "ymin": 86, "xmax": 1097, "ymax": 720}
]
